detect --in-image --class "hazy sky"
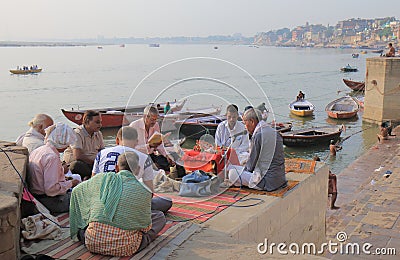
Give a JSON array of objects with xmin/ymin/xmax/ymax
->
[{"xmin": 2, "ymin": 0, "xmax": 400, "ymax": 41}]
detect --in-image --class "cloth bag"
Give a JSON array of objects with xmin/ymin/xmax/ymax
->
[
  {"xmin": 179, "ymin": 170, "xmax": 220, "ymax": 197},
  {"xmin": 21, "ymin": 214, "xmax": 62, "ymax": 240}
]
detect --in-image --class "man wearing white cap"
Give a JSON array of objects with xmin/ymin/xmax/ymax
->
[{"xmin": 28, "ymin": 122, "xmax": 81, "ymax": 213}]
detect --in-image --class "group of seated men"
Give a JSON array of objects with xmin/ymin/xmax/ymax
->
[
  {"xmin": 18, "ymin": 103, "xmax": 290, "ymax": 256},
  {"xmin": 18, "ymin": 108, "xmax": 175, "ymax": 256}
]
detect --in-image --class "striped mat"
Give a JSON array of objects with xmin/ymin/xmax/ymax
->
[
  {"xmin": 21, "ymin": 190, "xmax": 248, "ymax": 259},
  {"xmin": 21, "ymin": 214, "xmax": 185, "ymax": 260},
  {"xmin": 228, "ymin": 180, "xmax": 300, "ymax": 197},
  {"xmin": 163, "ymin": 189, "xmax": 249, "ymax": 223}
]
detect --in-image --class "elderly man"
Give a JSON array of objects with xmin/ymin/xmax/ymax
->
[
  {"xmin": 70, "ymin": 152, "xmax": 166, "ymax": 257},
  {"xmin": 228, "ymin": 108, "xmax": 287, "ymax": 191},
  {"xmin": 63, "ymin": 110, "xmax": 104, "ymax": 180},
  {"xmin": 92, "ymin": 126, "xmax": 172, "ymax": 213},
  {"xmin": 15, "ymin": 114, "xmax": 54, "ymax": 153},
  {"xmin": 129, "ymin": 105, "xmax": 184, "ymax": 175},
  {"xmin": 215, "ymin": 104, "xmax": 250, "ymax": 165},
  {"xmin": 28, "ymin": 123, "xmax": 80, "ymax": 213}
]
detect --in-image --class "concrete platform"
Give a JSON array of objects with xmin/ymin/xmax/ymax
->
[{"xmin": 164, "ymin": 165, "xmax": 330, "ymax": 259}]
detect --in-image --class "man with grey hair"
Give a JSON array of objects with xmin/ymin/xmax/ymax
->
[
  {"xmin": 15, "ymin": 114, "xmax": 54, "ymax": 153},
  {"xmin": 129, "ymin": 105, "xmax": 184, "ymax": 176},
  {"xmin": 228, "ymin": 108, "xmax": 287, "ymax": 191},
  {"xmin": 70, "ymin": 151, "xmax": 166, "ymax": 256}
]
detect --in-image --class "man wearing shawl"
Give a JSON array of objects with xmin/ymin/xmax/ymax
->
[
  {"xmin": 227, "ymin": 108, "xmax": 287, "ymax": 191},
  {"xmin": 70, "ymin": 152, "xmax": 166, "ymax": 256},
  {"xmin": 28, "ymin": 122, "xmax": 80, "ymax": 213}
]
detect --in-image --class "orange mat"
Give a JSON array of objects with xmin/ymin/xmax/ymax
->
[
  {"xmin": 285, "ymin": 158, "xmax": 316, "ymax": 174},
  {"xmin": 229, "ymin": 180, "xmax": 299, "ymax": 198}
]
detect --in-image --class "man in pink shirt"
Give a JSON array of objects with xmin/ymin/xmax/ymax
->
[
  {"xmin": 29, "ymin": 123, "xmax": 80, "ymax": 213},
  {"xmin": 129, "ymin": 105, "xmax": 184, "ymax": 175}
]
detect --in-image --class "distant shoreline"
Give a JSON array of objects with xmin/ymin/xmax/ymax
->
[{"xmin": 0, "ymin": 41, "xmax": 390, "ymax": 49}]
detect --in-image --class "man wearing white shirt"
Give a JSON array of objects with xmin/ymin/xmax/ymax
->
[
  {"xmin": 215, "ymin": 104, "xmax": 250, "ymax": 165},
  {"xmin": 92, "ymin": 126, "xmax": 154, "ymax": 190},
  {"xmin": 15, "ymin": 114, "xmax": 54, "ymax": 153},
  {"xmin": 92, "ymin": 126, "xmax": 172, "ymax": 213}
]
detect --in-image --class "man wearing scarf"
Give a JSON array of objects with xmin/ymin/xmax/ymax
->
[
  {"xmin": 227, "ymin": 108, "xmax": 287, "ymax": 191},
  {"xmin": 70, "ymin": 152, "xmax": 166, "ymax": 256},
  {"xmin": 28, "ymin": 122, "xmax": 80, "ymax": 213}
]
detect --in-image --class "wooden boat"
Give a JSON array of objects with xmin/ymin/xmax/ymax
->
[
  {"xmin": 342, "ymin": 78, "xmax": 365, "ymax": 91},
  {"xmin": 340, "ymin": 65, "xmax": 358, "ymax": 72},
  {"xmin": 352, "ymin": 53, "xmax": 359, "ymax": 58},
  {"xmin": 325, "ymin": 96, "xmax": 360, "ymax": 119},
  {"xmin": 353, "ymin": 96, "xmax": 364, "ymax": 108},
  {"xmin": 360, "ymin": 50, "xmax": 368, "ymax": 54},
  {"xmin": 371, "ymin": 49, "xmax": 384, "ymax": 54},
  {"xmin": 62, "ymin": 100, "xmax": 187, "ymax": 128},
  {"xmin": 280, "ymin": 126, "xmax": 343, "ymax": 147},
  {"xmin": 175, "ymin": 114, "xmax": 292, "ymax": 139},
  {"xmin": 10, "ymin": 68, "xmax": 42, "ymax": 74},
  {"xmin": 289, "ymin": 99, "xmax": 315, "ymax": 117}
]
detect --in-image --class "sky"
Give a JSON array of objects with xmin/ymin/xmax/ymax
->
[{"xmin": 1, "ymin": 0, "xmax": 400, "ymax": 41}]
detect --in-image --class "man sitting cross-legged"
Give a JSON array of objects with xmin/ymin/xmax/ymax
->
[
  {"xmin": 70, "ymin": 152, "xmax": 167, "ymax": 257},
  {"xmin": 92, "ymin": 126, "xmax": 172, "ymax": 213},
  {"xmin": 227, "ymin": 108, "xmax": 287, "ymax": 191}
]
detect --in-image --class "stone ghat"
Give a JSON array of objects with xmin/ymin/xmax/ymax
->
[{"xmin": 0, "ymin": 141, "xmax": 28, "ymax": 260}]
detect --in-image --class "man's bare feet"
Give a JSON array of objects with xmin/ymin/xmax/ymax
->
[{"xmin": 219, "ymin": 179, "xmax": 233, "ymax": 188}]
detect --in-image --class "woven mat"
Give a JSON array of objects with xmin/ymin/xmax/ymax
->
[
  {"xmin": 163, "ymin": 190, "xmax": 249, "ymax": 224},
  {"xmin": 285, "ymin": 158, "xmax": 316, "ymax": 174},
  {"xmin": 21, "ymin": 213, "xmax": 183, "ymax": 260},
  {"xmin": 21, "ymin": 190, "xmax": 248, "ymax": 259},
  {"xmin": 228, "ymin": 180, "xmax": 300, "ymax": 198}
]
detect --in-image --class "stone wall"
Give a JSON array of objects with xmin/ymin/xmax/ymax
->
[
  {"xmin": 201, "ymin": 163, "xmax": 329, "ymax": 253},
  {"xmin": 0, "ymin": 141, "xmax": 28, "ymax": 260},
  {"xmin": 363, "ymin": 57, "xmax": 400, "ymax": 124}
]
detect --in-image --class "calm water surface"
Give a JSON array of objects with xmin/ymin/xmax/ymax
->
[{"xmin": 0, "ymin": 44, "xmax": 379, "ymax": 173}]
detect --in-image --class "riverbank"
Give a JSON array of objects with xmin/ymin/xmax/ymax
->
[
  {"xmin": 325, "ymin": 127, "xmax": 400, "ymax": 259},
  {"xmin": 166, "ymin": 127, "xmax": 400, "ymax": 259}
]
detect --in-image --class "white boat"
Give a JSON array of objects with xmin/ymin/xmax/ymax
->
[{"xmin": 289, "ymin": 99, "xmax": 315, "ymax": 117}]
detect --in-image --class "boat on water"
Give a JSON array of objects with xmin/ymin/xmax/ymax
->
[
  {"xmin": 280, "ymin": 126, "xmax": 343, "ymax": 147},
  {"xmin": 175, "ymin": 114, "xmax": 292, "ymax": 140},
  {"xmin": 360, "ymin": 50, "xmax": 368, "ymax": 54},
  {"xmin": 352, "ymin": 96, "xmax": 364, "ymax": 109},
  {"xmin": 289, "ymin": 99, "xmax": 315, "ymax": 117},
  {"xmin": 61, "ymin": 100, "xmax": 187, "ymax": 128},
  {"xmin": 149, "ymin": 43, "xmax": 160, "ymax": 47},
  {"xmin": 352, "ymin": 53, "xmax": 359, "ymax": 58},
  {"xmin": 371, "ymin": 49, "xmax": 384, "ymax": 54},
  {"xmin": 10, "ymin": 68, "xmax": 42, "ymax": 74},
  {"xmin": 340, "ymin": 64, "xmax": 358, "ymax": 72},
  {"xmin": 342, "ymin": 78, "xmax": 365, "ymax": 91},
  {"xmin": 325, "ymin": 96, "xmax": 360, "ymax": 119}
]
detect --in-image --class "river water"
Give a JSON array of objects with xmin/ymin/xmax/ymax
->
[{"xmin": 0, "ymin": 44, "xmax": 379, "ymax": 173}]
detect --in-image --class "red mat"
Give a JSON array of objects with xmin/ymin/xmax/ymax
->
[{"xmin": 163, "ymin": 189, "xmax": 249, "ymax": 224}]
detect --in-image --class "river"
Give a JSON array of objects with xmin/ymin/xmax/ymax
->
[{"xmin": 0, "ymin": 44, "xmax": 379, "ymax": 173}]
